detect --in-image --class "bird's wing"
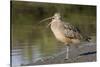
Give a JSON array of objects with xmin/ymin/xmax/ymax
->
[{"xmin": 64, "ymin": 22, "xmax": 82, "ymax": 39}]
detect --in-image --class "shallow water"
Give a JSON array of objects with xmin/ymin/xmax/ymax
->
[
  {"xmin": 11, "ymin": 20, "xmax": 96, "ymax": 66},
  {"xmin": 11, "ymin": 26, "xmax": 60, "ymax": 66},
  {"xmin": 11, "ymin": 24, "xmax": 96, "ymax": 66}
]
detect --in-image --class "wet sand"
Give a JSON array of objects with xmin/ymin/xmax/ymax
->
[{"xmin": 21, "ymin": 42, "xmax": 96, "ymax": 66}]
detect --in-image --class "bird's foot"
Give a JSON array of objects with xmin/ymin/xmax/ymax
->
[
  {"xmin": 64, "ymin": 58, "xmax": 68, "ymax": 60},
  {"xmin": 64, "ymin": 58, "xmax": 73, "ymax": 63},
  {"xmin": 64, "ymin": 57, "xmax": 69, "ymax": 60}
]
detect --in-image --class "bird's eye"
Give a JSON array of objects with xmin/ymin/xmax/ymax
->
[{"xmin": 52, "ymin": 18, "xmax": 54, "ymax": 19}]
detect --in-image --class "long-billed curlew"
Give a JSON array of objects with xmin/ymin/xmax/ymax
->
[{"xmin": 40, "ymin": 13, "xmax": 83, "ymax": 60}]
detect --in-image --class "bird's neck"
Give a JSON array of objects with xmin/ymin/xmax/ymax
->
[{"xmin": 50, "ymin": 19, "xmax": 62, "ymax": 29}]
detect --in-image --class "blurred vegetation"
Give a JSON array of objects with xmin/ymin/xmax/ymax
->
[{"xmin": 11, "ymin": 1, "xmax": 96, "ymax": 56}]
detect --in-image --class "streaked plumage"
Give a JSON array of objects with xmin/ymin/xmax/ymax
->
[{"xmin": 50, "ymin": 13, "xmax": 82, "ymax": 45}]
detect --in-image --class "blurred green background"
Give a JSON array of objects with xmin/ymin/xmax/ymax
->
[{"xmin": 11, "ymin": 1, "xmax": 96, "ymax": 66}]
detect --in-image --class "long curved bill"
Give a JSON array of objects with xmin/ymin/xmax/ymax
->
[{"xmin": 39, "ymin": 16, "xmax": 53, "ymax": 23}]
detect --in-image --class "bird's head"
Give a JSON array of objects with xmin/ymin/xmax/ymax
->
[
  {"xmin": 53, "ymin": 13, "xmax": 61, "ymax": 20},
  {"xmin": 39, "ymin": 12, "xmax": 61, "ymax": 23}
]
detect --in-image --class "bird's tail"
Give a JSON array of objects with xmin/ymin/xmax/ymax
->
[{"xmin": 83, "ymin": 36, "xmax": 92, "ymax": 42}]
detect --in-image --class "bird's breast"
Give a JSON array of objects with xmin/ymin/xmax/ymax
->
[{"xmin": 51, "ymin": 25, "xmax": 71, "ymax": 44}]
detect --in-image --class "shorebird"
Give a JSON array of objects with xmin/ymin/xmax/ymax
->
[{"xmin": 40, "ymin": 13, "xmax": 83, "ymax": 59}]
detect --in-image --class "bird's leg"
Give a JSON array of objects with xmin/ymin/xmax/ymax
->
[{"xmin": 65, "ymin": 45, "xmax": 69, "ymax": 60}]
